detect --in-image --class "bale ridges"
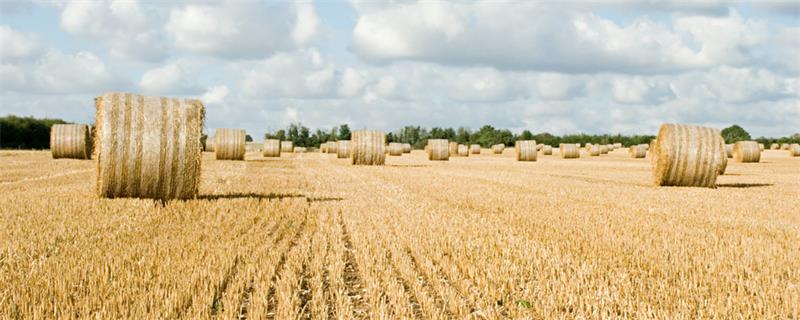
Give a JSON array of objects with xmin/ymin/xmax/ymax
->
[
  {"xmin": 733, "ymin": 141, "xmax": 761, "ymax": 163},
  {"xmin": 215, "ymin": 128, "xmax": 246, "ymax": 161},
  {"xmin": 651, "ymin": 123, "xmax": 724, "ymax": 188},
  {"xmin": 263, "ymin": 139, "xmax": 281, "ymax": 157},
  {"xmin": 427, "ymin": 139, "xmax": 450, "ymax": 161},
  {"xmin": 388, "ymin": 142, "xmax": 403, "ymax": 156},
  {"xmin": 515, "ymin": 140, "xmax": 537, "ymax": 161},
  {"xmin": 457, "ymin": 144, "xmax": 469, "ymax": 157},
  {"xmin": 336, "ymin": 140, "xmax": 351, "ymax": 158},
  {"xmin": 95, "ymin": 92, "xmax": 204, "ymax": 200},
  {"xmin": 352, "ymin": 130, "xmax": 385, "ymax": 165},
  {"xmin": 281, "ymin": 141, "xmax": 293, "ymax": 153},
  {"xmin": 51, "ymin": 124, "xmax": 92, "ymax": 160}
]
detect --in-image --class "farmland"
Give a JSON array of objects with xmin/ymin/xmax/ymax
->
[{"xmin": 1, "ymin": 149, "xmax": 798, "ymax": 319}]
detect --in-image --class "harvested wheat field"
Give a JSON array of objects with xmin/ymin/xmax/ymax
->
[{"xmin": 1, "ymin": 149, "xmax": 799, "ymax": 319}]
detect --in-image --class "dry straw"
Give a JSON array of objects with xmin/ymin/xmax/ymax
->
[
  {"xmin": 457, "ymin": 144, "xmax": 469, "ymax": 157},
  {"xmin": 781, "ymin": 143, "xmax": 790, "ymax": 150},
  {"xmin": 559, "ymin": 144, "xmax": 580, "ymax": 159},
  {"xmin": 470, "ymin": 144, "xmax": 481, "ymax": 154},
  {"xmin": 388, "ymin": 142, "xmax": 403, "ymax": 156},
  {"xmin": 352, "ymin": 130, "xmax": 385, "ymax": 165},
  {"xmin": 651, "ymin": 123, "xmax": 725, "ymax": 188},
  {"xmin": 733, "ymin": 141, "xmax": 761, "ymax": 163},
  {"xmin": 758, "ymin": 143, "xmax": 764, "ymax": 151},
  {"xmin": 770, "ymin": 143, "xmax": 779, "ymax": 150},
  {"xmin": 95, "ymin": 92, "xmax": 204, "ymax": 200},
  {"xmin": 725, "ymin": 144, "xmax": 733, "ymax": 158},
  {"xmin": 50, "ymin": 124, "xmax": 92, "ymax": 159},
  {"xmin": 536, "ymin": 144, "xmax": 543, "ymax": 151},
  {"xmin": 294, "ymin": 147, "xmax": 306, "ymax": 153},
  {"xmin": 541, "ymin": 145, "xmax": 553, "ymax": 155},
  {"xmin": 588, "ymin": 145, "xmax": 601, "ymax": 156},
  {"xmin": 613, "ymin": 143, "xmax": 622, "ymax": 149},
  {"xmin": 215, "ymin": 128, "xmax": 246, "ymax": 160},
  {"xmin": 600, "ymin": 145, "xmax": 609, "ymax": 154},
  {"xmin": 263, "ymin": 139, "xmax": 281, "ymax": 157},
  {"xmin": 449, "ymin": 142, "xmax": 459, "ymax": 156},
  {"xmin": 327, "ymin": 141, "xmax": 338, "ymax": 154},
  {"xmin": 629, "ymin": 144, "xmax": 647, "ymax": 159},
  {"xmin": 427, "ymin": 139, "xmax": 450, "ymax": 161},
  {"xmin": 245, "ymin": 142, "xmax": 262, "ymax": 152},
  {"xmin": 402, "ymin": 143, "xmax": 412, "ymax": 153},
  {"xmin": 492, "ymin": 144, "xmax": 505, "ymax": 154},
  {"xmin": 788, "ymin": 144, "xmax": 800, "ymax": 157},
  {"xmin": 321, "ymin": 143, "xmax": 328, "ymax": 153},
  {"xmin": 515, "ymin": 140, "xmax": 537, "ymax": 161},
  {"xmin": 281, "ymin": 141, "xmax": 293, "ymax": 153},
  {"xmin": 336, "ymin": 140, "xmax": 351, "ymax": 158},
  {"xmin": 205, "ymin": 136, "xmax": 215, "ymax": 152}
]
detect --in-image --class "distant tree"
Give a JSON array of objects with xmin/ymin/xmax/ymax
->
[
  {"xmin": 245, "ymin": 134, "xmax": 253, "ymax": 142},
  {"xmin": 329, "ymin": 126, "xmax": 339, "ymax": 142},
  {"xmin": 386, "ymin": 132, "xmax": 395, "ymax": 143},
  {"xmin": 299, "ymin": 126, "xmax": 310, "ymax": 147},
  {"xmin": 338, "ymin": 124, "xmax": 351, "ymax": 140},
  {"xmin": 0, "ymin": 115, "xmax": 67, "ymax": 149},
  {"xmin": 721, "ymin": 124, "xmax": 751, "ymax": 143},
  {"xmin": 518, "ymin": 130, "xmax": 534, "ymax": 141},
  {"xmin": 455, "ymin": 127, "xmax": 471, "ymax": 144},
  {"xmin": 275, "ymin": 129, "xmax": 286, "ymax": 141}
]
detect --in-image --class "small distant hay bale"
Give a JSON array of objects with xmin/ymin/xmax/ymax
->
[
  {"xmin": 733, "ymin": 141, "xmax": 761, "ymax": 163},
  {"xmin": 336, "ymin": 140, "xmax": 351, "ymax": 158},
  {"xmin": 780, "ymin": 143, "xmax": 790, "ymax": 150},
  {"xmin": 492, "ymin": 144, "xmax": 505, "ymax": 154},
  {"xmin": 388, "ymin": 142, "xmax": 403, "ymax": 156},
  {"xmin": 327, "ymin": 141, "xmax": 338, "ymax": 154},
  {"xmin": 536, "ymin": 144, "xmax": 543, "ymax": 151},
  {"xmin": 281, "ymin": 141, "xmax": 294, "ymax": 153},
  {"xmin": 215, "ymin": 128, "xmax": 246, "ymax": 160},
  {"xmin": 559, "ymin": 144, "xmax": 580, "ymax": 159},
  {"xmin": 245, "ymin": 142, "xmax": 262, "ymax": 152},
  {"xmin": 50, "ymin": 124, "xmax": 92, "ymax": 159},
  {"xmin": 725, "ymin": 144, "xmax": 733, "ymax": 158},
  {"xmin": 651, "ymin": 123, "xmax": 725, "ymax": 188},
  {"xmin": 294, "ymin": 147, "xmax": 306, "ymax": 153},
  {"xmin": 449, "ymin": 142, "xmax": 458, "ymax": 156},
  {"xmin": 470, "ymin": 144, "xmax": 481, "ymax": 154},
  {"xmin": 321, "ymin": 143, "xmax": 328, "ymax": 153},
  {"xmin": 758, "ymin": 143, "xmax": 764, "ymax": 151},
  {"xmin": 457, "ymin": 144, "xmax": 469, "ymax": 157},
  {"xmin": 628, "ymin": 144, "xmax": 647, "ymax": 159},
  {"xmin": 588, "ymin": 145, "xmax": 601, "ymax": 156},
  {"xmin": 95, "ymin": 92, "xmax": 204, "ymax": 200},
  {"xmin": 427, "ymin": 139, "xmax": 450, "ymax": 161},
  {"xmin": 788, "ymin": 144, "xmax": 800, "ymax": 157},
  {"xmin": 515, "ymin": 140, "xmax": 537, "ymax": 161},
  {"xmin": 599, "ymin": 145, "xmax": 609, "ymax": 154},
  {"xmin": 352, "ymin": 130, "xmax": 385, "ymax": 165},
  {"xmin": 402, "ymin": 143, "xmax": 412, "ymax": 153},
  {"xmin": 263, "ymin": 139, "xmax": 281, "ymax": 157},
  {"xmin": 613, "ymin": 143, "xmax": 622, "ymax": 149},
  {"xmin": 541, "ymin": 145, "xmax": 553, "ymax": 155},
  {"xmin": 770, "ymin": 143, "xmax": 779, "ymax": 150}
]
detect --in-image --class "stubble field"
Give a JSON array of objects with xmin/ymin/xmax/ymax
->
[{"xmin": 1, "ymin": 149, "xmax": 798, "ymax": 319}]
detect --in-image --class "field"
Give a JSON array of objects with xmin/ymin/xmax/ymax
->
[{"xmin": 1, "ymin": 149, "xmax": 798, "ymax": 319}]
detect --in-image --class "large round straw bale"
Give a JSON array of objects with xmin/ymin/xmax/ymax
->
[
  {"xmin": 336, "ymin": 140, "xmax": 351, "ymax": 158},
  {"xmin": 542, "ymin": 145, "xmax": 553, "ymax": 155},
  {"xmin": 780, "ymin": 143, "xmax": 790, "ymax": 150},
  {"xmin": 599, "ymin": 145, "xmax": 609, "ymax": 154},
  {"xmin": 281, "ymin": 141, "xmax": 293, "ymax": 153},
  {"xmin": 262, "ymin": 139, "xmax": 281, "ymax": 157},
  {"xmin": 733, "ymin": 141, "xmax": 761, "ymax": 163},
  {"xmin": 388, "ymin": 142, "xmax": 403, "ymax": 156},
  {"xmin": 95, "ymin": 92, "xmax": 204, "ymax": 200},
  {"xmin": 725, "ymin": 144, "xmax": 733, "ymax": 158},
  {"xmin": 402, "ymin": 143, "xmax": 412, "ymax": 153},
  {"xmin": 651, "ymin": 123, "xmax": 725, "ymax": 188},
  {"xmin": 515, "ymin": 140, "xmax": 537, "ymax": 161},
  {"xmin": 560, "ymin": 144, "xmax": 580, "ymax": 159},
  {"xmin": 716, "ymin": 148, "xmax": 728, "ymax": 176},
  {"xmin": 352, "ymin": 130, "xmax": 385, "ymax": 165},
  {"xmin": 427, "ymin": 139, "xmax": 450, "ymax": 161},
  {"xmin": 770, "ymin": 143, "xmax": 779, "ymax": 150},
  {"xmin": 327, "ymin": 141, "xmax": 338, "ymax": 154},
  {"xmin": 492, "ymin": 144, "xmax": 505, "ymax": 154},
  {"xmin": 588, "ymin": 145, "xmax": 601, "ymax": 156},
  {"xmin": 788, "ymin": 144, "xmax": 800, "ymax": 157},
  {"xmin": 470, "ymin": 144, "xmax": 481, "ymax": 154},
  {"xmin": 457, "ymin": 144, "xmax": 469, "ymax": 157},
  {"xmin": 51, "ymin": 124, "xmax": 92, "ymax": 159},
  {"xmin": 629, "ymin": 144, "xmax": 647, "ymax": 158},
  {"xmin": 448, "ymin": 142, "xmax": 458, "ymax": 156},
  {"xmin": 215, "ymin": 128, "xmax": 246, "ymax": 160}
]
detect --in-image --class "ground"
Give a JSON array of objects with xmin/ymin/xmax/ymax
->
[{"xmin": 1, "ymin": 149, "xmax": 798, "ymax": 319}]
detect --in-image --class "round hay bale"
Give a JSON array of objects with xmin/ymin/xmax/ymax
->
[
  {"xmin": 336, "ymin": 140, "xmax": 351, "ymax": 158},
  {"xmin": 588, "ymin": 145, "xmax": 601, "ymax": 156},
  {"xmin": 770, "ymin": 143, "xmax": 779, "ymax": 150},
  {"xmin": 758, "ymin": 143, "xmax": 764, "ymax": 151},
  {"xmin": 206, "ymin": 136, "xmax": 215, "ymax": 152},
  {"xmin": 559, "ymin": 144, "xmax": 580, "ymax": 159},
  {"xmin": 716, "ymin": 147, "xmax": 728, "ymax": 176},
  {"xmin": 427, "ymin": 139, "xmax": 450, "ymax": 161},
  {"xmin": 492, "ymin": 144, "xmax": 505, "ymax": 154},
  {"xmin": 352, "ymin": 130, "xmax": 385, "ymax": 165},
  {"xmin": 788, "ymin": 144, "xmax": 800, "ymax": 157},
  {"xmin": 294, "ymin": 147, "xmax": 306, "ymax": 153},
  {"xmin": 599, "ymin": 145, "xmax": 609, "ymax": 154},
  {"xmin": 457, "ymin": 144, "xmax": 469, "ymax": 157},
  {"xmin": 262, "ymin": 139, "xmax": 281, "ymax": 157},
  {"xmin": 245, "ymin": 142, "xmax": 262, "ymax": 152},
  {"xmin": 515, "ymin": 140, "xmax": 537, "ymax": 161},
  {"xmin": 281, "ymin": 141, "xmax": 293, "ymax": 153},
  {"xmin": 321, "ymin": 143, "xmax": 328, "ymax": 153},
  {"xmin": 388, "ymin": 142, "xmax": 403, "ymax": 156},
  {"xmin": 448, "ymin": 142, "xmax": 458, "ymax": 156},
  {"xmin": 402, "ymin": 143, "xmax": 412, "ymax": 153},
  {"xmin": 541, "ymin": 145, "xmax": 552, "ymax": 155},
  {"xmin": 536, "ymin": 144, "xmax": 543, "ymax": 151},
  {"xmin": 470, "ymin": 144, "xmax": 481, "ymax": 154},
  {"xmin": 781, "ymin": 143, "xmax": 790, "ymax": 150},
  {"xmin": 613, "ymin": 143, "xmax": 622, "ymax": 149},
  {"xmin": 651, "ymin": 123, "xmax": 725, "ymax": 188},
  {"xmin": 95, "ymin": 92, "xmax": 204, "ymax": 200},
  {"xmin": 327, "ymin": 141, "xmax": 338, "ymax": 154},
  {"xmin": 215, "ymin": 129, "xmax": 246, "ymax": 160},
  {"xmin": 725, "ymin": 144, "xmax": 733, "ymax": 158},
  {"xmin": 733, "ymin": 141, "xmax": 761, "ymax": 163},
  {"xmin": 629, "ymin": 144, "xmax": 647, "ymax": 159},
  {"xmin": 50, "ymin": 124, "xmax": 92, "ymax": 159}
]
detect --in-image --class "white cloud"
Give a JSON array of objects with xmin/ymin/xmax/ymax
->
[
  {"xmin": 238, "ymin": 49, "xmax": 338, "ymax": 99},
  {"xmin": 138, "ymin": 61, "xmax": 202, "ymax": 95},
  {"xmin": 201, "ymin": 85, "xmax": 229, "ymax": 105},
  {"xmin": 0, "ymin": 25, "xmax": 42, "ymax": 61},
  {"xmin": 611, "ymin": 77, "xmax": 675, "ymax": 104},
  {"xmin": 31, "ymin": 50, "xmax": 126, "ymax": 94}
]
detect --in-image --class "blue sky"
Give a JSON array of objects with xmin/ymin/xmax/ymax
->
[{"xmin": 1, "ymin": 0, "xmax": 798, "ymax": 138}]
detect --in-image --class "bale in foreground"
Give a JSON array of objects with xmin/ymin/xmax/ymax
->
[
  {"xmin": 336, "ymin": 140, "xmax": 351, "ymax": 158},
  {"xmin": 263, "ymin": 139, "xmax": 281, "ymax": 157},
  {"xmin": 560, "ymin": 144, "xmax": 580, "ymax": 159},
  {"xmin": 95, "ymin": 92, "xmax": 204, "ymax": 200},
  {"xmin": 515, "ymin": 140, "xmax": 537, "ymax": 161},
  {"xmin": 352, "ymin": 130, "xmax": 385, "ymax": 165},
  {"xmin": 51, "ymin": 124, "xmax": 92, "ymax": 159},
  {"xmin": 215, "ymin": 128, "xmax": 246, "ymax": 160},
  {"xmin": 652, "ymin": 123, "xmax": 725, "ymax": 188},
  {"xmin": 733, "ymin": 141, "xmax": 761, "ymax": 163},
  {"xmin": 427, "ymin": 139, "xmax": 450, "ymax": 161}
]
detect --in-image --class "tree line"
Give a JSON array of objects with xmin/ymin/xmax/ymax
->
[{"xmin": 2, "ymin": 115, "xmax": 798, "ymax": 150}]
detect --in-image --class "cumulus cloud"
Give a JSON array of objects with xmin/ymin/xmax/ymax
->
[
  {"xmin": 139, "ymin": 61, "xmax": 203, "ymax": 95},
  {"xmin": 0, "ymin": 25, "xmax": 42, "ymax": 61},
  {"xmin": 238, "ymin": 49, "xmax": 338, "ymax": 99},
  {"xmin": 201, "ymin": 85, "xmax": 229, "ymax": 105},
  {"xmin": 8, "ymin": 50, "xmax": 127, "ymax": 94},
  {"xmin": 611, "ymin": 77, "xmax": 675, "ymax": 104}
]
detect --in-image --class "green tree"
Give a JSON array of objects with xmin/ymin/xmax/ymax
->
[
  {"xmin": 338, "ymin": 124, "xmax": 351, "ymax": 140},
  {"xmin": 518, "ymin": 130, "xmax": 534, "ymax": 141},
  {"xmin": 245, "ymin": 134, "xmax": 253, "ymax": 142},
  {"xmin": 455, "ymin": 127, "xmax": 471, "ymax": 144},
  {"xmin": 721, "ymin": 124, "xmax": 751, "ymax": 143}
]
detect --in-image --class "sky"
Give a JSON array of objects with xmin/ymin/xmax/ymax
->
[{"xmin": 1, "ymin": 0, "xmax": 798, "ymax": 138}]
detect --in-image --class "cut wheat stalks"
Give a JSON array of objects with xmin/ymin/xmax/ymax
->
[
  {"xmin": 651, "ymin": 123, "xmax": 725, "ymax": 188},
  {"xmin": 352, "ymin": 130, "xmax": 385, "ymax": 165},
  {"xmin": 427, "ymin": 139, "xmax": 450, "ymax": 161},
  {"xmin": 388, "ymin": 142, "xmax": 404, "ymax": 156},
  {"xmin": 541, "ymin": 145, "xmax": 553, "ymax": 155},
  {"xmin": 262, "ymin": 139, "xmax": 281, "ymax": 157},
  {"xmin": 50, "ymin": 124, "xmax": 92, "ymax": 160},
  {"xmin": 470, "ymin": 144, "xmax": 481, "ymax": 154},
  {"xmin": 402, "ymin": 143, "xmax": 412, "ymax": 153},
  {"xmin": 725, "ymin": 144, "xmax": 733, "ymax": 158},
  {"xmin": 788, "ymin": 144, "xmax": 800, "ymax": 157},
  {"xmin": 457, "ymin": 144, "xmax": 469, "ymax": 157},
  {"xmin": 492, "ymin": 144, "xmax": 505, "ymax": 154},
  {"xmin": 733, "ymin": 141, "xmax": 761, "ymax": 163},
  {"xmin": 336, "ymin": 140, "xmax": 351, "ymax": 158},
  {"xmin": 215, "ymin": 128, "xmax": 246, "ymax": 161},
  {"xmin": 588, "ymin": 145, "xmax": 601, "ymax": 156},
  {"xmin": 281, "ymin": 141, "xmax": 293, "ymax": 153},
  {"xmin": 95, "ymin": 92, "xmax": 204, "ymax": 200},
  {"xmin": 629, "ymin": 144, "xmax": 647, "ymax": 159},
  {"xmin": 559, "ymin": 144, "xmax": 580, "ymax": 159},
  {"xmin": 515, "ymin": 140, "xmax": 537, "ymax": 161}
]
